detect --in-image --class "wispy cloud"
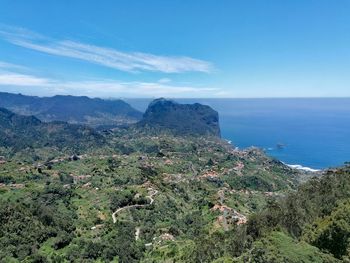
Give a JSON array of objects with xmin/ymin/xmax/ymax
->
[
  {"xmin": 0, "ymin": 65, "xmax": 220, "ymax": 98},
  {"xmin": 0, "ymin": 60, "xmax": 50, "ymax": 86},
  {"xmin": 0, "ymin": 73, "xmax": 51, "ymax": 86},
  {"xmin": 0, "ymin": 26, "xmax": 213, "ymax": 73},
  {"xmin": 158, "ymin": 78, "xmax": 172, "ymax": 84},
  {"xmin": 59, "ymin": 80, "xmax": 218, "ymax": 97},
  {"xmin": 0, "ymin": 60, "xmax": 28, "ymax": 71}
]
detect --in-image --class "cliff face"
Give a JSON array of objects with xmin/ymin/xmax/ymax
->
[{"xmin": 137, "ymin": 98, "xmax": 221, "ymax": 137}]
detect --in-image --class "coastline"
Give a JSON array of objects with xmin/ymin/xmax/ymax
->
[
  {"xmin": 225, "ymin": 139, "xmax": 321, "ymax": 173},
  {"xmin": 285, "ymin": 163, "xmax": 321, "ymax": 173}
]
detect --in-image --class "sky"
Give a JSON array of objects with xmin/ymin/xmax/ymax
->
[{"xmin": 0, "ymin": 0, "xmax": 349, "ymax": 98}]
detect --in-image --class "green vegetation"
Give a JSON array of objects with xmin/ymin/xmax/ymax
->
[
  {"xmin": 0, "ymin": 123, "xmax": 309, "ymax": 262},
  {"xmin": 0, "ymin": 107, "xmax": 105, "ymax": 154},
  {"xmin": 1, "ymin": 103, "xmax": 348, "ymax": 262},
  {"xmin": 239, "ymin": 165, "xmax": 350, "ymax": 262}
]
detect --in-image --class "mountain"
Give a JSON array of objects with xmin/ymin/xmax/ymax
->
[
  {"xmin": 0, "ymin": 107, "xmax": 104, "ymax": 152},
  {"xmin": 137, "ymin": 98, "xmax": 221, "ymax": 137},
  {"xmin": 0, "ymin": 92, "xmax": 142, "ymax": 128}
]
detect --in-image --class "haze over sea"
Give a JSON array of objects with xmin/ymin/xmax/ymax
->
[{"xmin": 127, "ymin": 98, "xmax": 350, "ymax": 170}]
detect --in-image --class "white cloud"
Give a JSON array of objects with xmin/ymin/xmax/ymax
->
[
  {"xmin": 0, "ymin": 73, "xmax": 51, "ymax": 86},
  {"xmin": 0, "ymin": 26, "xmax": 213, "ymax": 73},
  {"xmin": 0, "ymin": 60, "xmax": 28, "ymax": 71},
  {"xmin": 0, "ymin": 69, "xmax": 220, "ymax": 98},
  {"xmin": 0, "ymin": 61, "xmax": 50, "ymax": 86},
  {"xmin": 158, "ymin": 78, "xmax": 172, "ymax": 83}
]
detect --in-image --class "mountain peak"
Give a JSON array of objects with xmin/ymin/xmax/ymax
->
[{"xmin": 138, "ymin": 99, "xmax": 221, "ymax": 137}]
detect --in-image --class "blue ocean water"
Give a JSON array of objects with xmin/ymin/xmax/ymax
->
[{"xmin": 126, "ymin": 98, "xmax": 350, "ymax": 170}]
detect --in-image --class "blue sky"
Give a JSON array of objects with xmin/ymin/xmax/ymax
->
[{"xmin": 0, "ymin": 0, "xmax": 349, "ymax": 98}]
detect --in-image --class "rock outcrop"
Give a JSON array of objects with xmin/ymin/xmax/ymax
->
[{"xmin": 137, "ymin": 98, "xmax": 221, "ymax": 137}]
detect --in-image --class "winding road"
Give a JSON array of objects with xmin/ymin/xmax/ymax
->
[{"xmin": 112, "ymin": 188, "xmax": 158, "ymax": 223}]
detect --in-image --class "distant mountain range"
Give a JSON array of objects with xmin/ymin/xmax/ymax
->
[
  {"xmin": 0, "ymin": 92, "xmax": 142, "ymax": 128},
  {"xmin": 137, "ymin": 98, "xmax": 221, "ymax": 137},
  {"xmin": 0, "ymin": 93, "xmax": 221, "ymax": 137}
]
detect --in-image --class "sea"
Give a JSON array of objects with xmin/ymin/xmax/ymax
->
[{"xmin": 125, "ymin": 98, "xmax": 350, "ymax": 170}]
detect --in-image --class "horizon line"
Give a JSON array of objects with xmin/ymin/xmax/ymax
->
[{"xmin": 0, "ymin": 91, "xmax": 350, "ymax": 100}]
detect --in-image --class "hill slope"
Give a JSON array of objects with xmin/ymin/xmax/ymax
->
[
  {"xmin": 0, "ymin": 92, "xmax": 142, "ymax": 128},
  {"xmin": 0, "ymin": 107, "xmax": 104, "ymax": 152},
  {"xmin": 0, "ymin": 123, "xmax": 311, "ymax": 262}
]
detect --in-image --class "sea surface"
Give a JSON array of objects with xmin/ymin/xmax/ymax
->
[{"xmin": 126, "ymin": 98, "xmax": 350, "ymax": 170}]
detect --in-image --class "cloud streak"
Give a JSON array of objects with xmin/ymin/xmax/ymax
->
[
  {"xmin": 0, "ymin": 73, "xmax": 51, "ymax": 86},
  {"xmin": 0, "ymin": 65, "xmax": 220, "ymax": 98},
  {"xmin": 0, "ymin": 61, "xmax": 51, "ymax": 86},
  {"xmin": 0, "ymin": 26, "xmax": 213, "ymax": 73}
]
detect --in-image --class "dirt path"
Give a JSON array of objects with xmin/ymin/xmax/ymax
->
[
  {"xmin": 135, "ymin": 227, "xmax": 141, "ymax": 241},
  {"xmin": 147, "ymin": 189, "xmax": 158, "ymax": 205}
]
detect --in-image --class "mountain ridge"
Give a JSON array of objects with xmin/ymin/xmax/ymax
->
[{"xmin": 0, "ymin": 92, "xmax": 142, "ymax": 128}]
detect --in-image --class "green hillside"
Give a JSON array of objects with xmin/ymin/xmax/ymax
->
[
  {"xmin": 0, "ymin": 107, "xmax": 105, "ymax": 154},
  {"xmin": 1, "ymin": 106, "xmax": 348, "ymax": 263}
]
